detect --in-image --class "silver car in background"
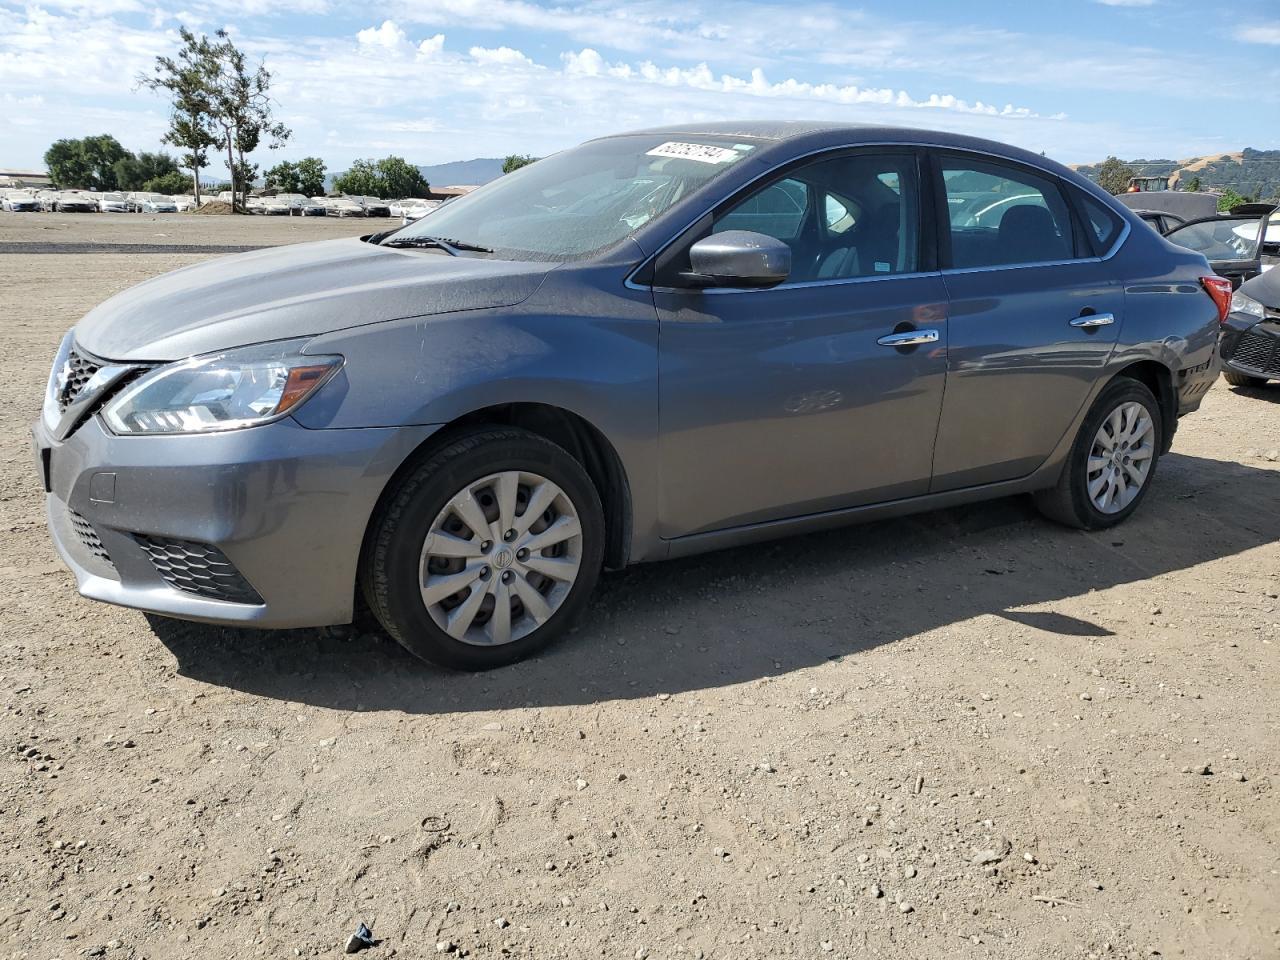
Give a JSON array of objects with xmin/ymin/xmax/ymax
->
[{"xmin": 34, "ymin": 122, "xmax": 1222, "ymax": 671}]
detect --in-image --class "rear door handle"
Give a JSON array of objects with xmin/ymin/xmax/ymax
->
[
  {"xmin": 1069, "ymin": 313, "xmax": 1115, "ymax": 328},
  {"xmin": 877, "ymin": 329, "xmax": 940, "ymax": 347}
]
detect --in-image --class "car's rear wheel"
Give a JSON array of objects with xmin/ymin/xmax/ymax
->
[
  {"xmin": 361, "ymin": 428, "xmax": 604, "ymax": 670},
  {"xmin": 1223, "ymin": 370, "xmax": 1269, "ymax": 388},
  {"xmin": 1034, "ymin": 378, "xmax": 1162, "ymax": 530}
]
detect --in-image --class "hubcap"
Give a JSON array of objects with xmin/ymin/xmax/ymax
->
[
  {"xmin": 419, "ymin": 471, "xmax": 582, "ymax": 647},
  {"xmin": 1086, "ymin": 401, "xmax": 1154, "ymax": 514}
]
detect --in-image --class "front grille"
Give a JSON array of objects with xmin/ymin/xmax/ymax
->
[
  {"xmin": 133, "ymin": 535, "xmax": 264, "ymax": 605},
  {"xmin": 68, "ymin": 510, "xmax": 113, "ymax": 567},
  {"xmin": 57, "ymin": 347, "xmax": 103, "ymax": 412},
  {"xmin": 1228, "ymin": 330, "xmax": 1279, "ymax": 375}
]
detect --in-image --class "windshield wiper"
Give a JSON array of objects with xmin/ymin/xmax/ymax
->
[{"xmin": 380, "ymin": 235, "xmax": 493, "ymax": 255}]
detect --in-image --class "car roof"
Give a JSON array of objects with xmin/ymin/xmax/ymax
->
[{"xmin": 593, "ymin": 120, "xmax": 1084, "ymax": 185}]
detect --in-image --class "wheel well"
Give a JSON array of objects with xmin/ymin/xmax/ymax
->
[
  {"xmin": 403, "ymin": 403, "xmax": 632, "ymax": 571},
  {"xmin": 1114, "ymin": 360, "xmax": 1176, "ymax": 453}
]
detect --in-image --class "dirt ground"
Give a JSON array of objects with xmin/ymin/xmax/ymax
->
[{"xmin": 1, "ymin": 213, "xmax": 1278, "ymax": 960}]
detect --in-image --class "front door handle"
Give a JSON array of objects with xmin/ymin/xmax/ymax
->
[
  {"xmin": 877, "ymin": 329, "xmax": 940, "ymax": 347},
  {"xmin": 1069, "ymin": 313, "xmax": 1115, "ymax": 328}
]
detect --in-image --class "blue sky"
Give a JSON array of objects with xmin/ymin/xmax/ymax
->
[{"xmin": 1, "ymin": 0, "xmax": 1277, "ymax": 175}]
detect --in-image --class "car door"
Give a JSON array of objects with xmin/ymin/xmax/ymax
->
[
  {"xmin": 652, "ymin": 148, "xmax": 950, "ymax": 539},
  {"xmin": 929, "ymin": 151, "xmax": 1125, "ymax": 493}
]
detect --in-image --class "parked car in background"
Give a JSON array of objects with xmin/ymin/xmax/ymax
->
[
  {"xmin": 136, "ymin": 193, "xmax": 178, "ymax": 214},
  {"xmin": 97, "ymin": 192, "xmax": 130, "ymax": 213},
  {"xmin": 392, "ymin": 198, "xmax": 439, "ymax": 220},
  {"xmin": 256, "ymin": 195, "xmax": 290, "ymax": 215},
  {"xmin": 1, "ymin": 189, "xmax": 40, "ymax": 211},
  {"xmin": 172, "ymin": 195, "xmax": 197, "ymax": 213},
  {"xmin": 324, "ymin": 196, "xmax": 367, "ymax": 217},
  {"xmin": 33, "ymin": 122, "xmax": 1225, "ymax": 671},
  {"xmin": 1163, "ymin": 205, "xmax": 1275, "ymax": 288},
  {"xmin": 36, "ymin": 191, "xmax": 61, "ymax": 211},
  {"xmin": 1219, "ymin": 267, "xmax": 1280, "ymax": 388},
  {"xmin": 356, "ymin": 196, "xmax": 391, "ymax": 217},
  {"xmin": 54, "ymin": 191, "xmax": 98, "ymax": 213}
]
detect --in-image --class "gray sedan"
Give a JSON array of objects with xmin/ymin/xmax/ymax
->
[{"xmin": 33, "ymin": 122, "xmax": 1223, "ymax": 670}]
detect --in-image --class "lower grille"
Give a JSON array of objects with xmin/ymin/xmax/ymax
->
[
  {"xmin": 133, "ymin": 535, "xmax": 264, "ymax": 605},
  {"xmin": 68, "ymin": 510, "xmax": 113, "ymax": 567},
  {"xmin": 1228, "ymin": 330, "xmax": 1279, "ymax": 375}
]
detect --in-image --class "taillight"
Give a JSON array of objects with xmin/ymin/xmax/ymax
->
[{"xmin": 1201, "ymin": 276, "xmax": 1233, "ymax": 325}]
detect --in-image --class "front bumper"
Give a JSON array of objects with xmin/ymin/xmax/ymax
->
[
  {"xmin": 33, "ymin": 414, "xmax": 438, "ymax": 628},
  {"xmin": 1220, "ymin": 311, "xmax": 1280, "ymax": 381}
]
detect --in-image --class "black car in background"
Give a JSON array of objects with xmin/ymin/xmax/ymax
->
[
  {"xmin": 1162, "ymin": 204, "xmax": 1275, "ymax": 289},
  {"xmin": 1220, "ymin": 267, "xmax": 1280, "ymax": 389}
]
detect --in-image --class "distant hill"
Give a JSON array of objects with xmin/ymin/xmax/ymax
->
[
  {"xmin": 416, "ymin": 158, "xmax": 504, "ymax": 187},
  {"xmin": 1074, "ymin": 148, "xmax": 1280, "ymax": 200}
]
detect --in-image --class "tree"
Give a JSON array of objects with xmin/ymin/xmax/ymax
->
[
  {"xmin": 332, "ymin": 159, "xmax": 384, "ymax": 197},
  {"xmin": 295, "ymin": 157, "xmax": 326, "ymax": 196},
  {"xmin": 44, "ymin": 135, "xmax": 129, "ymax": 190},
  {"xmin": 1217, "ymin": 188, "xmax": 1247, "ymax": 212},
  {"xmin": 1184, "ymin": 176, "xmax": 1202, "ymax": 192},
  {"xmin": 143, "ymin": 170, "xmax": 194, "ymax": 194},
  {"xmin": 333, "ymin": 157, "xmax": 428, "ymax": 198},
  {"xmin": 376, "ymin": 156, "xmax": 429, "ymax": 198},
  {"xmin": 502, "ymin": 154, "xmax": 538, "ymax": 174},
  {"xmin": 137, "ymin": 28, "xmax": 221, "ymax": 203},
  {"xmin": 1094, "ymin": 156, "xmax": 1136, "ymax": 196},
  {"xmin": 265, "ymin": 159, "xmax": 301, "ymax": 193},
  {"xmin": 113, "ymin": 151, "xmax": 180, "ymax": 191}
]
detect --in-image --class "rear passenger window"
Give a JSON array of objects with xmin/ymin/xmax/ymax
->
[
  {"xmin": 940, "ymin": 158, "xmax": 1075, "ymax": 269},
  {"xmin": 1076, "ymin": 191, "xmax": 1125, "ymax": 253}
]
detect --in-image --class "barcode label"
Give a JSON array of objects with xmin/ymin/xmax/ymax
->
[{"xmin": 646, "ymin": 142, "xmax": 742, "ymax": 164}]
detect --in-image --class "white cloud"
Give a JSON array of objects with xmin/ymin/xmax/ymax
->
[
  {"xmin": 1236, "ymin": 23, "xmax": 1280, "ymax": 45},
  {"xmin": 469, "ymin": 45, "xmax": 535, "ymax": 66},
  {"xmin": 356, "ymin": 19, "xmax": 408, "ymax": 49},
  {"xmin": 417, "ymin": 33, "xmax": 445, "ymax": 57}
]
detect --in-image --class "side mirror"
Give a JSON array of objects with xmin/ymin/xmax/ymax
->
[{"xmin": 685, "ymin": 230, "xmax": 791, "ymax": 289}]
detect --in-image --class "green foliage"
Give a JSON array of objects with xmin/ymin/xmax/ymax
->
[
  {"xmin": 44, "ymin": 135, "xmax": 130, "ymax": 190},
  {"xmin": 377, "ymin": 156, "xmax": 430, "ymax": 198},
  {"xmin": 1093, "ymin": 156, "xmax": 1136, "ymax": 196},
  {"xmin": 113, "ymin": 151, "xmax": 180, "ymax": 191},
  {"xmin": 136, "ymin": 27, "xmax": 221, "ymax": 199},
  {"xmin": 1185, "ymin": 176, "xmax": 1201, "ymax": 192},
  {"xmin": 142, "ymin": 170, "xmax": 194, "ymax": 194},
  {"xmin": 1217, "ymin": 188, "xmax": 1248, "ymax": 212},
  {"xmin": 264, "ymin": 159, "xmax": 299, "ymax": 192},
  {"xmin": 296, "ymin": 157, "xmax": 326, "ymax": 197},
  {"xmin": 332, "ymin": 159, "xmax": 382, "ymax": 197},
  {"xmin": 333, "ymin": 156, "xmax": 429, "ymax": 198},
  {"xmin": 502, "ymin": 154, "xmax": 539, "ymax": 174}
]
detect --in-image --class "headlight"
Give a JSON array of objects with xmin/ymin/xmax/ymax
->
[
  {"xmin": 102, "ymin": 339, "xmax": 342, "ymax": 435},
  {"xmin": 1230, "ymin": 291, "xmax": 1265, "ymax": 319},
  {"xmin": 43, "ymin": 329, "xmax": 75, "ymax": 426}
]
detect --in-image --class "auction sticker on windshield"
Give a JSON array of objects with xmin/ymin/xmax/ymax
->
[{"xmin": 646, "ymin": 142, "xmax": 745, "ymax": 164}]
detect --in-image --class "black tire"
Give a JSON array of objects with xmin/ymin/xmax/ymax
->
[
  {"xmin": 1034, "ymin": 378, "xmax": 1163, "ymax": 530},
  {"xmin": 1222, "ymin": 369, "xmax": 1268, "ymax": 388},
  {"xmin": 361, "ymin": 428, "xmax": 604, "ymax": 670}
]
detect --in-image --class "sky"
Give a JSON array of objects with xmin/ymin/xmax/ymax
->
[{"xmin": 1, "ymin": 0, "xmax": 1277, "ymax": 176}]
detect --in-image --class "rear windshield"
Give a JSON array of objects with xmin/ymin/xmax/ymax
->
[
  {"xmin": 1167, "ymin": 217, "xmax": 1263, "ymax": 261},
  {"xmin": 392, "ymin": 135, "xmax": 758, "ymax": 261}
]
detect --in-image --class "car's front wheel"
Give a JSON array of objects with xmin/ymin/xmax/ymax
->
[
  {"xmin": 361, "ymin": 428, "xmax": 605, "ymax": 670},
  {"xmin": 1034, "ymin": 377, "xmax": 1163, "ymax": 530}
]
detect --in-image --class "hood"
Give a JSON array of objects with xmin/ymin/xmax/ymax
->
[
  {"xmin": 1239, "ymin": 263, "xmax": 1280, "ymax": 309},
  {"xmin": 74, "ymin": 237, "xmax": 557, "ymax": 361}
]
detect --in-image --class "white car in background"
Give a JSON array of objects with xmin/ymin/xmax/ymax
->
[
  {"xmin": 2, "ymin": 189, "xmax": 40, "ymax": 212},
  {"xmin": 256, "ymin": 195, "xmax": 290, "ymax": 215},
  {"xmin": 172, "ymin": 195, "xmax": 197, "ymax": 212},
  {"xmin": 36, "ymin": 191, "xmax": 61, "ymax": 211},
  {"xmin": 98, "ymin": 192, "xmax": 130, "ymax": 213},
  {"xmin": 398, "ymin": 198, "xmax": 440, "ymax": 220},
  {"xmin": 136, "ymin": 193, "xmax": 178, "ymax": 214}
]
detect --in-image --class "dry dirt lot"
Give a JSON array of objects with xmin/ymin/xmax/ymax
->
[{"xmin": 1, "ymin": 213, "xmax": 1278, "ymax": 960}]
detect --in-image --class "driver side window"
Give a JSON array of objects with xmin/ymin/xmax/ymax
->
[{"xmin": 711, "ymin": 153, "xmax": 920, "ymax": 283}]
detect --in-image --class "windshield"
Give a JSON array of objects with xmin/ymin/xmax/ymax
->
[
  {"xmin": 1167, "ymin": 216, "xmax": 1264, "ymax": 261},
  {"xmin": 391, "ymin": 135, "xmax": 758, "ymax": 261}
]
